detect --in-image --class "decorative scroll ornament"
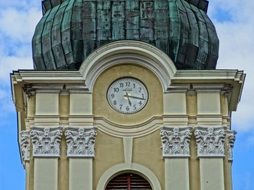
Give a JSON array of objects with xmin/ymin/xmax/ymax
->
[
  {"xmin": 194, "ymin": 127, "xmax": 226, "ymax": 157},
  {"xmin": 65, "ymin": 127, "xmax": 97, "ymax": 157},
  {"xmin": 30, "ymin": 127, "xmax": 63, "ymax": 157},
  {"xmin": 160, "ymin": 127, "xmax": 192, "ymax": 157},
  {"xmin": 227, "ymin": 130, "xmax": 236, "ymax": 161},
  {"xmin": 20, "ymin": 130, "xmax": 30, "ymax": 162}
]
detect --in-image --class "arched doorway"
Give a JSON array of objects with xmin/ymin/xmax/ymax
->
[{"xmin": 106, "ymin": 173, "xmax": 152, "ymax": 190}]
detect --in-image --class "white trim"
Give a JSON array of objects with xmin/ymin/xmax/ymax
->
[
  {"xmin": 79, "ymin": 40, "xmax": 176, "ymax": 92},
  {"xmin": 94, "ymin": 117, "xmax": 163, "ymax": 138},
  {"xmin": 123, "ymin": 137, "xmax": 133, "ymax": 164},
  {"xmin": 96, "ymin": 163, "xmax": 161, "ymax": 190}
]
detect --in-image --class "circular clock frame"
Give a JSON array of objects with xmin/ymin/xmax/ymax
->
[{"xmin": 106, "ymin": 77, "xmax": 149, "ymax": 114}]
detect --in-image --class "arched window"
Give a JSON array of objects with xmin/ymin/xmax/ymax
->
[{"xmin": 106, "ymin": 173, "xmax": 152, "ymax": 190}]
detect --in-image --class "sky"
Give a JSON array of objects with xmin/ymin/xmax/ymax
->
[{"xmin": 0, "ymin": 0, "xmax": 253, "ymax": 190}]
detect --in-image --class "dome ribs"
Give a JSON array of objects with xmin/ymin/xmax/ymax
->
[
  {"xmin": 126, "ymin": 0, "xmax": 140, "ymax": 40},
  {"xmin": 33, "ymin": 0, "xmax": 219, "ymax": 70},
  {"xmin": 154, "ymin": 0, "xmax": 170, "ymax": 55},
  {"xmin": 51, "ymin": 2, "xmax": 68, "ymax": 69},
  {"xmin": 82, "ymin": 1, "xmax": 97, "ymax": 60}
]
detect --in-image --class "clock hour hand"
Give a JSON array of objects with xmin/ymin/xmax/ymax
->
[{"xmin": 125, "ymin": 92, "xmax": 132, "ymax": 106}]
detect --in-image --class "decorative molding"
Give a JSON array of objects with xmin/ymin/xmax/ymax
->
[
  {"xmin": 194, "ymin": 127, "xmax": 226, "ymax": 157},
  {"xmin": 20, "ymin": 130, "xmax": 30, "ymax": 162},
  {"xmin": 65, "ymin": 127, "xmax": 97, "ymax": 157},
  {"xmin": 94, "ymin": 117, "xmax": 164, "ymax": 138},
  {"xmin": 96, "ymin": 163, "xmax": 162, "ymax": 190},
  {"xmin": 160, "ymin": 127, "xmax": 192, "ymax": 157},
  {"xmin": 227, "ymin": 130, "xmax": 237, "ymax": 161},
  {"xmin": 30, "ymin": 127, "xmax": 63, "ymax": 157},
  {"xmin": 79, "ymin": 40, "xmax": 176, "ymax": 92}
]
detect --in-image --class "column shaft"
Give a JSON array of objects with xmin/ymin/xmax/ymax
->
[
  {"xmin": 69, "ymin": 158, "xmax": 93, "ymax": 190},
  {"xmin": 200, "ymin": 158, "xmax": 225, "ymax": 190},
  {"xmin": 34, "ymin": 158, "xmax": 58, "ymax": 190},
  {"xmin": 165, "ymin": 158, "xmax": 190, "ymax": 190}
]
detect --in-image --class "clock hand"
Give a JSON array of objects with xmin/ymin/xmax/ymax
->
[
  {"xmin": 125, "ymin": 92, "xmax": 132, "ymax": 106},
  {"xmin": 124, "ymin": 95, "xmax": 145, "ymax": 100}
]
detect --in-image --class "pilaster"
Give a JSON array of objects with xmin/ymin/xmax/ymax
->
[
  {"xmin": 194, "ymin": 127, "xmax": 226, "ymax": 190},
  {"xmin": 161, "ymin": 127, "xmax": 191, "ymax": 190},
  {"xmin": 31, "ymin": 127, "xmax": 63, "ymax": 190},
  {"xmin": 65, "ymin": 127, "xmax": 97, "ymax": 190}
]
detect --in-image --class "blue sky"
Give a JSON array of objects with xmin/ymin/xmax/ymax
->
[{"xmin": 0, "ymin": 1, "xmax": 254, "ymax": 190}]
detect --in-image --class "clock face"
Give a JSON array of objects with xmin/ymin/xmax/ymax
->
[{"xmin": 107, "ymin": 78, "xmax": 149, "ymax": 114}]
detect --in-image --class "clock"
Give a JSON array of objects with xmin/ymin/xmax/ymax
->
[{"xmin": 107, "ymin": 77, "xmax": 149, "ymax": 114}]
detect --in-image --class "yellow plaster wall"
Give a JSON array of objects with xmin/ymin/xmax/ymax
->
[
  {"xmin": 133, "ymin": 130, "xmax": 164, "ymax": 190},
  {"xmin": 94, "ymin": 130, "xmax": 124, "ymax": 188}
]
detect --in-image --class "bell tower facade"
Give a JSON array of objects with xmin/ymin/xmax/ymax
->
[{"xmin": 11, "ymin": 1, "xmax": 245, "ymax": 190}]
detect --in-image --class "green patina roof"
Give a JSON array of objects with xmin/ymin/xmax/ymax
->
[{"xmin": 33, "ymin": 0, "xmax": 219, "ymax": 70}]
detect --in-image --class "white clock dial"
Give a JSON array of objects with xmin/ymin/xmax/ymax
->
[{"xmin": 107, "ymin": 78, "xmax": 149, "ymax": 114}]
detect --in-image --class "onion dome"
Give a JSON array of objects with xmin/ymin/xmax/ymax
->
[{"xmin": 33, "ymin": 0, "xmax": 219, "ymax": 70}]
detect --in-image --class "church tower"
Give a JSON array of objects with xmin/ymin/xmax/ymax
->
[{"xmin": 11, "ymin": 1, "xmax": 245, "ymax": 190}]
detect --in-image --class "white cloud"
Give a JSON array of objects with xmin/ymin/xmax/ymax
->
[
  {"xmin": 0, "ymin": 0, "xmax": 39, "ymax": 10},
  {"xmin": 0, "ymin": 3, "xmax": 41, "ymax": 118},
  {"xmin": 208, "ymin": 1, "xmax": 254, "ymax": 132},
  {"xmin": 0, "ymin": 6, "xmax": 41, "ymax": 85},
  {"xmin": 0, "ymin": 8, "xmax": 41, "ymax": 43}
]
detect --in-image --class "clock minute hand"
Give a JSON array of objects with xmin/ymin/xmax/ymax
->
[{"xmin": 125, "ymin": 95, "xmax": 145, "ymax": 100}]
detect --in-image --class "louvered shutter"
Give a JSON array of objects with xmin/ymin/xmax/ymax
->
[{"xmin": 106, "ymin": 173, "xmax": 152, "ymax": 190}]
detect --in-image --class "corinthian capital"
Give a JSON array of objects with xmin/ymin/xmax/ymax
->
[
  {"xmin": 20, "ymin": 130, "xmax": 30, "ymax": 162},
  {"xmin": 30, "ymin": 127, "xmax": 63, "ymax": 157},
  {"xmin": 194, "ymin": 127, "xmax": 226, "ymax": 157},
  {"xmin": 65, "ymin": 127, "xmax": 97, "ymax": 157},
  {"xmin": 227, "ymin": 130, "xmax": 236, "ymax": 161},
  {"xmin": 160, "ymin": 127, "xmax": 192, "ymax": 157}
]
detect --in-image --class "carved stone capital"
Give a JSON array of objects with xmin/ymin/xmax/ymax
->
[
  {"xmin": 20, "ymin": 130, "xmax": 30, "ymax": 162},
  {"xmin": 160, "ymin": 127, "xmax": 192, "ymax": 158},
  {"xmin": 194, "ymin": 127, "xmax": 226, "ymax": 157},
  {"xmin": 30, "ymin": 127, "xmax": 63, "ymax": 157},
  {"xmin": 65, "ymin": 127, "xmax": 97, "ymax": 158},
  {"xmin": 227, "ymin": 130, "xmax": 236, "ymax": 161}
]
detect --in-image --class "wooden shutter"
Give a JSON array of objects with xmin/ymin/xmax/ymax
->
[{"xmin": 106, "ymin": 173, "xmax": 152, "ymax": 190}]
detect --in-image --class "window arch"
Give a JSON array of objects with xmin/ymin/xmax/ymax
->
[{"xmin": 106, "ymin": 172, "xmax": 152, "ymax": 190}]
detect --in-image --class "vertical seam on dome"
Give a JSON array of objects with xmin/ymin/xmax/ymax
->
[
  {"xmin": 168, "ymin": 0, "xmax": 181, "ymax": 63},
  {"xmin": 197, "ymin": 9, "xmax": 211, "ymax": 69},
  {"xmin": 188, "ymin": 4, "xmax": 200, "ymax": 68},
  {"xmin": 49, "ymin": 5, "xmax": 61, "ymax": 69},
  {"xmin": 61, "ymin": 0, "xmax": 75, "ymax": 68},
  {"xmin": 181, "ymin": 0, "xmax": 200, "ymax": 67},
  {"xmin": 189, "ymin": 4, "xmax": 209, "ymax": 69},
  {"xmin": 200, "ymin": 10, "xmax": 219, "ymax": 69},
  {"xmin": 124, "ymin": 1, "xmax": 127, "ymax": 39},
  {"xmin": 109, "ymin": 1, "xmax": 113, "ymax": 41},
  {"xmin": 40, "ymin": 9, "xmax": 53, "ymax": 70},
  {"xmin": 138, "ymin": 0, "xmax": 141, "ymax": 39},
  {"xmin": 179, "ymin": 0, "xmax": 191, "ymax": 66},
  {"xmin": 54, "ymin": 1, "xmax": 69, "ymax": 69},
  {"xmin": 175, "ymin": 0, "xmax": 186, "ymax": 66},
  {"xmin": 95, "ymin": 1, "xmax": 98, "ymax": 50}
]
